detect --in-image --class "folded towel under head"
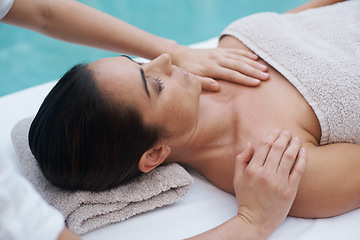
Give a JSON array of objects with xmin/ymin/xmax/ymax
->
[{"xmin": 11, "ymin": 118, "xmax": 193, "ymax": 235}]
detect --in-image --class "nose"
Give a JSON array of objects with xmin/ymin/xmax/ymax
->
[{"xmin": 144, "ymin": 53, "xmax": 173, "ymax": 76}]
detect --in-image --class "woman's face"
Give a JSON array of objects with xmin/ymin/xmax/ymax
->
[{"xmin": 88, "ymin": 54, "xmax": 202, "ymax": 141}]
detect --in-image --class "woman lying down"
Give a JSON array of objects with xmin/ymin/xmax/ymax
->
[{"xmin": 29, "ymin": 0, "xmax": 360, "ymax": 219}]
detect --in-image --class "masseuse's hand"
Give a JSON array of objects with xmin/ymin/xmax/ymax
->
[
  {"xmin": 170, "ymin": 45, "xmax": 269, "ymax": 91},
  {"xmin": 234, "ymin": 130, "xmax": 307, "ymax": 238}
]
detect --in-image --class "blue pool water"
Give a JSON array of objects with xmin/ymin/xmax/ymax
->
[{"xmin": 0, "ymin": 0, "xmax": 307, "ymax": 96}]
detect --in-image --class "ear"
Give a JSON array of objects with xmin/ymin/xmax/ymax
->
[{"xmin": 138, "ymin": 145, "xmax": 171, "ymax": 173}]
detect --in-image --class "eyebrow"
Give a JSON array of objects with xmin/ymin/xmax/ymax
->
[
  {"xmin": 140, "ymin": 69, "xmax": 150, "ymax": 97},
  {"xmin": 119, "ymin": 54, "xmax": 134, "ymax": 61},
  {"xmin": 119, "ymin": 55, "xmax": 150, "ymax": 98}
]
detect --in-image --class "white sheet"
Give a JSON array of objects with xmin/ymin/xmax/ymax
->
[{"xmin": 1, "ymin": 39, "xmax": 359, "ymax": 239}]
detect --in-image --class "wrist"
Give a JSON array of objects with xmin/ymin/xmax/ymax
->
[
  {"xmin": 232, "ymin": 214, "xmax": 272, "ymax": 240},
  {"xmin": 131, "ymin": 36, "xmax": 179, "ymax": 60}
]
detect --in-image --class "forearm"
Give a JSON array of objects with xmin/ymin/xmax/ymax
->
[
  {"xmin": 287, "ymin": 0, "xmax": 347, "ymax": 13},
  {"xmin": 2, "ymin": 0, "xmax": 271, "ymax": 86},
  {"xmin": 186, "ymin": 216, "xmax": 270, "ymax": 240},
  {"xmin": 2, "ymin": 0, "xmax": 180, "ymax": 60}
]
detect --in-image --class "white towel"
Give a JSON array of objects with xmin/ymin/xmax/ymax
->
[
  {"xmin": 11, "ymin": 118, "xmax": 193, "ymax": 235},
  {"xmin": 221, "ymin": 0, "xmax": 360, "ymax": 145}
]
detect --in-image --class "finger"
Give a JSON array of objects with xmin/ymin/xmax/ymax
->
[
  {"xmin": 239, "ymin": 57, "xmax": 268, "ymax": 73},
  {"xmin": 224, "ymin": 53, "xmax": 268, "ymax": 73},
  {"xmin": 264, "ymin": 131, "xmax": 292, "ymax": 170},
  {"xmin": 236, "ymin": 142, "xmax": 254, "ymax": 164},
  {"xmin": 211, "ymin": 67, "xmax": 262, "ymax": 86},
  {"xmin": 198, "ymin": 76, "xmax": 220, "ymax": 92},
  {"xmin": 220, "ymin": 57, "xmax": 270, "ymax": 80},
  {"xmin": 234, "ymin": 143, "xmax": 254, "ymax": 180},
  {"xmin": 277, "ymin": 137, "xmax": 302, "ymax": 176},
  {"xmin": 289, "ymin": 148, "xmax": 307, "ymax": 187},
  {"xmin": 219, "ymin": 48, "xmax": 268, "ymax": 72},
  {"xmin": 221, "ymin": 48, "xmax": 259, "ymax": 60},
  {"xmin": 249, "ymin": 130, "xmax": 281, "ymax": 167}
]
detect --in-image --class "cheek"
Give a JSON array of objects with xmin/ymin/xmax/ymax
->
[{"xmin": 161, "ymin": 97, "xmax": 198, "ymax": 133}]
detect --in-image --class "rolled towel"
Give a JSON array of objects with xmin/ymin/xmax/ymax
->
[{"xmin": 11, "ymin": 118, "xmax": 193, "ymax": 235}]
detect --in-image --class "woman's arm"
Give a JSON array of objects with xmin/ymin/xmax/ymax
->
[
  {"xmin": 290, "ymin": 142, "xmax": 360, "ymax": 218},
  {"xmin": 287, "ymin": 0, "xmax": 347, "ymax": 13},
  {"xmin": 1, "ymin": 0, "xmax": 269, "ymax": 89}
]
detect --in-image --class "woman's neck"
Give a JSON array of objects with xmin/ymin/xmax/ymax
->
[{"xmin": 168, "ymin": 85, "xmax": 244, "ymax": 168}]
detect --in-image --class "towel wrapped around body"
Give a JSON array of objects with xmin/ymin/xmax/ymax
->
[
  {"xmin": 221, "ymin": 0, "xmax": 360, "ymax": 145},
  {"xmin": 11, "ymin": 118, "xmax": 193, "ymax": 235}
]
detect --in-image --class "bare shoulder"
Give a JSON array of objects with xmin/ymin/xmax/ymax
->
[
  {"xmin": 218, "ymin": 35, "xmax": 252, "ymax": 52},
  {"xmin": 290, "ymin": 141, "xmax": 360, "ymax": 218}
]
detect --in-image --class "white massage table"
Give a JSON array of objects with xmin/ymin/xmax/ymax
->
[{"xmin": 1, "ymin": 39, "xmax": 359, "ymax": 240}]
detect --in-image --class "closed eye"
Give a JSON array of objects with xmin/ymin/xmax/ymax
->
[
  {"xmin": 154, "ymin": 78, "xmax": 164, "ymax": 93},
  {"xmin": 122, "ymin": 55, "xmax": 161, "ymax": 96}
]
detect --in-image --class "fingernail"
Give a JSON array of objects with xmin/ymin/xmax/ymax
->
[
  {"xmin": 251, "ymin": 78, "xmax": 260, "ymax": 84},
  {"xmin": 210, "ymin": 82, "xmax": 218, "ymax": 89},
  {"xmin": 260, "ymin": 72, "xmax": 269, "ymax": 78},
  {"xmin": 258, "ymin": 64, "xmax": 267, "ymax": 71}
]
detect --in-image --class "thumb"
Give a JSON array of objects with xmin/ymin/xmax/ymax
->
[
  {"xmin": 198, "ymin": 76, "xmax": 220, "ymax": 92},
  {"xmin": 234, "ymin": 143, "xmax": 254, "ymax": 175}
]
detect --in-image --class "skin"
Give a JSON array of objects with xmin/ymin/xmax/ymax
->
[
  {"xmin": 216, "ymin": 36, "xmax": 360, "ymax": 218},
  {"xmin": 89, "ymin": 33, "xmax": 360, "ymax": 219},
  {"xmin": 1, "ymin": 0, "xmax": 347, "ymax": 239},
  {"xmin": 57, "ymin": 131, "xmax": 307, "ymax": 240},
  {"xmin": 1, "ymin": 0, "xmax": 270, "ymax": 91},
  {"xmin": 188, "ymin": 132, "xmax": 307, "ymax": 240}
]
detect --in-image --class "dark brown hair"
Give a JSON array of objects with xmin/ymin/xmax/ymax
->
[{"xmin": 29, "ymin": 64, "xmax": 164, "ymax": 191}]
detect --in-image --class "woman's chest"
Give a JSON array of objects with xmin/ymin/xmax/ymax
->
[
  {"xmin": 201, "ymin": 75, "xmax": 322, "ymax": 194},
  {"xmin": 218, "ymin": 73, "xmax": 321, "ymax": 147},
  {"xmin": 218, "ymin": 35, "xmax": 321, "ymax": 145}
]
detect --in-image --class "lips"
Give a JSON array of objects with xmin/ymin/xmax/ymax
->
[{"xmin": 178, "ymin": 67, "xmax": 189, "ymax": 84}]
